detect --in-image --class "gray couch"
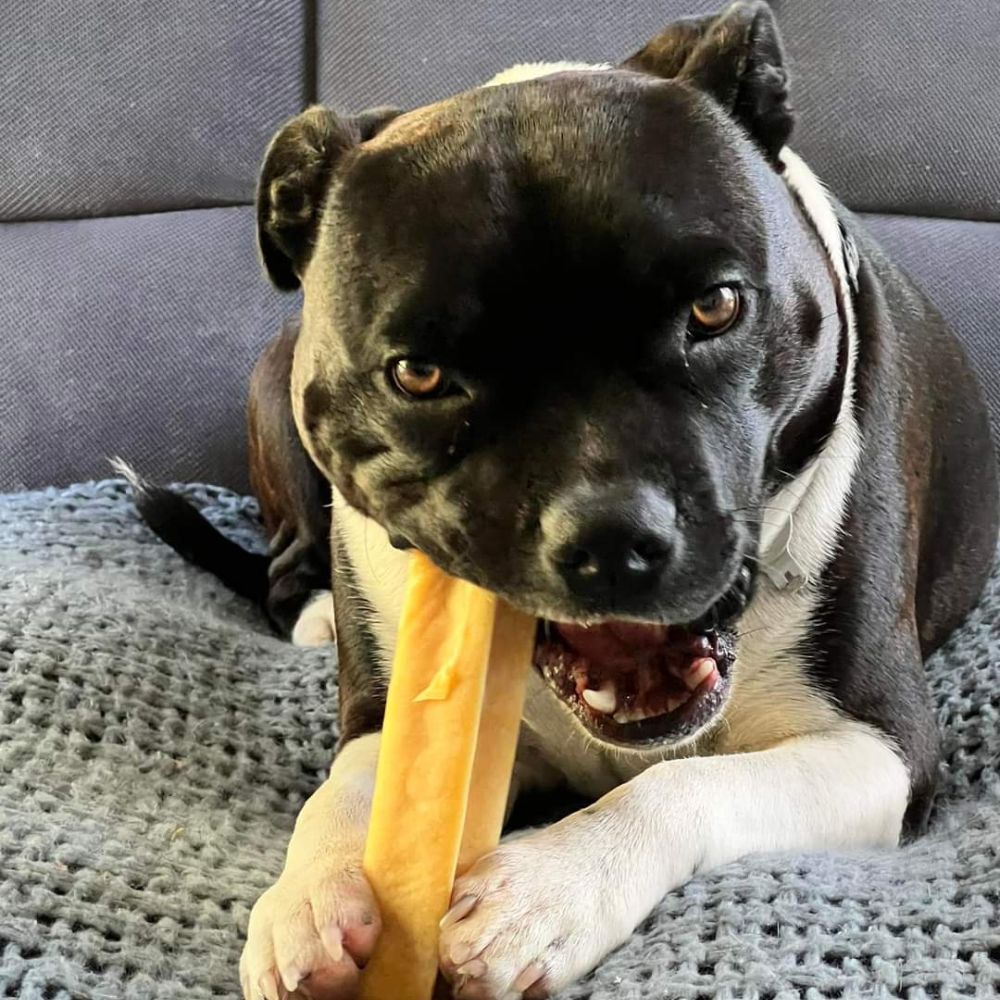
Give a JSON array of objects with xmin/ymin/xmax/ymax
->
[
  {"xmin": 2, "ymin": 0, "xmax": 1000, "ymax": 494},
  {"xmin": 2, "ymin": 3, "xmax": 1000, "ymax": 1000}
]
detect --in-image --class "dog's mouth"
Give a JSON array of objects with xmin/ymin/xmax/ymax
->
[
  {"xmin": 533, "ymin": 620, "xmax": 735, "ymax": 746},
  {"xmin": 530, "ymin": 567, "xmax": 749, "ymax": 747}
]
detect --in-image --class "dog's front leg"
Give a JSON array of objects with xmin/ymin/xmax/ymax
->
[
  {"xmin": 440, "ymin": 722, "xmax": 909, "ymax": 999},
  {"xmin": 240, "ymin": 733, "xmax": 381, "ymax": 1000}
]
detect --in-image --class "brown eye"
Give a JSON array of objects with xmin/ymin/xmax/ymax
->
[
  {"xmin": 689, "ymin": 285, "xmax": 741, "ymax": 335},
  {"xmin": 390, "ymin": 358, "xmax": 446, "ymax": 398}
]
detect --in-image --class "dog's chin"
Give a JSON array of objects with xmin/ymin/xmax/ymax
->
[{"xmin": 530, "ymin": 563, "xmax": 753, "ymax": 749}]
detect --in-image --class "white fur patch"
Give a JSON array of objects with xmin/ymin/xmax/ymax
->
[
  {"xmin": 109, "ymin": 456, "xmax": 146, "ymax": 493},
  {"xmin": 291, "ymin": 590, "xmax": 336, "ymax": 647},
  {"xmin": 332, "ymin": 489, "xmax": 408, "ymax": 673},
  {"xmin": 241, "ymin": 734, "xmax": 381, "ymax": 999},
  {"xmin": 483, "ymin": 61, "xmax": 610, "ymax": 88},
  {"xmin": 440, "ymin": 722, "xmax": 907, "ymax": 997},
  {"xmin": 757, "ymin": 149, "xmax": 861, "ymax": 590}
]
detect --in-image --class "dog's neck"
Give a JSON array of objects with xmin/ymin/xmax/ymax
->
[{"xmin": 757, "ymin": 149, "xmax": 862, "ymax": 590}]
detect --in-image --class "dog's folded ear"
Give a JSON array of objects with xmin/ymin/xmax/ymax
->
[
  {"xmin": 256, "ymin": 104, "xmax": 401, "ymax": 290},
  {"xmin": 622, "ymin": 1, "xmax": 792, "ymax": 164}
]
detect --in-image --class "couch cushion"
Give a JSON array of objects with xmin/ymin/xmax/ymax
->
[
  {"xmin": 0, "ymin": 1, "xmax": 304, "ymax": 221},
  {"xmin": 775, "ymin": 0, "xmax": 1000, "ymax": 221},
  {"xmin": 317, "ymin": 0, "xmax": 721, "ymax": 113},
  {"xmin": 0, "ymin": 208, "xmax": 298, "ymax": 492}
]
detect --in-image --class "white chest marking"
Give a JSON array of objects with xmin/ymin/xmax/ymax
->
[
  {"xmin": 757, "ymin": 149, "xmax": 862, "ymax": 590},
  {"xmin": 333, "ymin": 490, "xmax": 408, "ymax": 675}
]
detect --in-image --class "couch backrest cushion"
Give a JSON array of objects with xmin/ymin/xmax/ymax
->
[{"xmin": 1, "ymin": 1, "xmax": 305, "ymax": 221}]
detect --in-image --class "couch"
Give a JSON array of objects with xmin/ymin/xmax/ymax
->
[{"xmin": 2, "ymin": 2, "xmax": 999, "ymax": 998}]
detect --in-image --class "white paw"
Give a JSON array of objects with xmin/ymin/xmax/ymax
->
[
  {"xmin": 240, "ymin": 859, "xmax": 379, "ymax": 1000},
  {"xmin": 438, "ymin": 820, "xmax": 634, "ymax": 999},
  {"xmin": 292, "ymin": 591, "xmax": 336, "ymax": 647}
]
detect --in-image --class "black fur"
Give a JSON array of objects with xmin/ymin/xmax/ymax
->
[
  {"xmin": 806, "ymin": 216, "xmax": 998, "ymax": 834},
  {"xmin": 131, "ymin": 484, "xmax": 269, "ymax": 605},
  {"xmin": 622, "ymin": 1, "xmax": 793, "ymax": 163},
  {"xmin": 331, "ymin": 536, "xmax": 387, "ymax": 746},
  {"xmin": 247, "ymin": 322, "xmax": 333, "ymax": 634},
  {"xmin": 257, "ymin": 105, "xmax": 400, "ymax": 289},
  {"xmin": 285, "ymin": 65, "xmax": 843, "ymax": 634}
]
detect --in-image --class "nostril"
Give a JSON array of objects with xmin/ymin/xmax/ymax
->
[
  {"xmin": 561, "ymin": 547, "xmax": 601, "ymax": 578},
  {"xmin": 625, "ymin": 548, "xmax": 652, "ymax": 574},
  {"xmin": 630, "ymin": 537, "xmax": 671, "ymax": 569}
]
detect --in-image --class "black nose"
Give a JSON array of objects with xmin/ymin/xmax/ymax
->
[{"xmin": 547, "ymin": 486, "xmax": 677, "ymax": 602}]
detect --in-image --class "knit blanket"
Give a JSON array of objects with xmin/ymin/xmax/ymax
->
[{"xmin": 1, "ymin": 480, "xmax": 998, "ymax": 1000}]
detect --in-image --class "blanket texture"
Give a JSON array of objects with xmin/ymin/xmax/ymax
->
[{"xmin": 1, "ymin": 480, "xmax": 998, "ymax": 1000}]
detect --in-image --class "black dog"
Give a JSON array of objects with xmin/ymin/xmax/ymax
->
[{"xmin": 135, "ymin": 4, "xmax": 997, "ymax": 997}]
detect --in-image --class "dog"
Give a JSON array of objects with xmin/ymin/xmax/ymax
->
[{"xmin": 132, "ymin": 3, "xmax": 998, "ymax": 997}]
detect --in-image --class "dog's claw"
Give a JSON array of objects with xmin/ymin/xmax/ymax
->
[
  {"xmin": 441, "ymin": 894, "xmax": 478, "ymax": 929},
  {"xmin": 514, "ymin": 963, "xmax": 545, "ymax": 992},
  {"xmin": 258, "ymin": 970, "xmax": 282, "ymax": 1000}
]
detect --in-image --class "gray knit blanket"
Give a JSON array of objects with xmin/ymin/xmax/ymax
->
[{"xmin": 1, "ymin": 480, "xmax": 998, "ymax": 1000}]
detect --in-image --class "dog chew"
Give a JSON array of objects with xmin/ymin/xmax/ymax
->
[{"xmin": 359, "ymin": 552, "xmax": 534, "ymax": 1000}]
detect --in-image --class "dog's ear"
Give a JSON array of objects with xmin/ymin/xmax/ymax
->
[
  {"xmin": 622, "ymin": 1, "xmax": 792, "ymax": 164},
  {"xmin": 256, "ymin": 104, "xmax": 401, "ymax": 290}
]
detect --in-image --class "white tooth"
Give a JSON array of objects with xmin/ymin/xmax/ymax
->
[
  {"xmin": 619, "ymin": 707, "xmax": 645, "ymax": 723},
  {"xmin": 582, "ymin": 682, "xmax": 617, "ymax": 714},
  {"xmin": 685, "ymin": 657, "xmax": 717, "ymax": 690}
]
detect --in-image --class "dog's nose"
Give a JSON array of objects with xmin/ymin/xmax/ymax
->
[{"xmin": 546, "ymin": 485, "xmax": 677, "ymax": 603}]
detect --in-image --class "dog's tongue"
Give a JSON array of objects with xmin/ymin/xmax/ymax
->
[{"xmin": 553, "ymin": 622, "xmax": 669, "ymax": 668}]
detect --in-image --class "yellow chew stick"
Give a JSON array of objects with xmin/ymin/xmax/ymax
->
[
  {"xmin": 457, "ymin": 598, "xmax": 534, "ymax": 876},
  {"xmin": 359, "ymin": 553, "xmax": 534, "ymax": 1000}
]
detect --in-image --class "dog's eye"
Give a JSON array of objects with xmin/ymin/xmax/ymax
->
[
  {"xmin": 390, "ymin": 358, "xmax": 447, "ymax": 398},
  {"xmin": 689, "ymin": 285, "xmax": 741, "ymax": 336}
]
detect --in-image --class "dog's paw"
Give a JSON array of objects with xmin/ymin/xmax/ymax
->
[
  {"xmin": 292, "ymin": 591, "xmax": 336, "ymax": 648},
  {"xmin": 240, "ymin": 861, "xmax": 379, "ymax": 1000},
  {"xmin": 438, "ymin": 825, "xmax": 631, "ymax": 999}
]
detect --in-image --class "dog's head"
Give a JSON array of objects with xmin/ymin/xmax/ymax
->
[{"xmin": 257, "ymin": 2, "xmax": 844, "ymax": 747}]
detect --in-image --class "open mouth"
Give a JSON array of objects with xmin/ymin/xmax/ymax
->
[
  {"xmin": 533, "ymin": 620, "xmax": 735, "ymax": 746},
  {"xmin": 530, "ymin": 566, "xmax": 750, "ymax": 747}
]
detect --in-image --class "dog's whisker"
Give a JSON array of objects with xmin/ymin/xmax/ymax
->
[{"xmin": 734, "ymin": 624, "xmax": 771, "ymax": 640}]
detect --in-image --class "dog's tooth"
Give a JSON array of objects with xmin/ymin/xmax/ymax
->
[
  {"xmin": 582, "ymin": 682, "xmax": 617, "ymax": 714},
  {"xmin": 685, "ymin": 657, "xmax": 717, "ymax": 690}
]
